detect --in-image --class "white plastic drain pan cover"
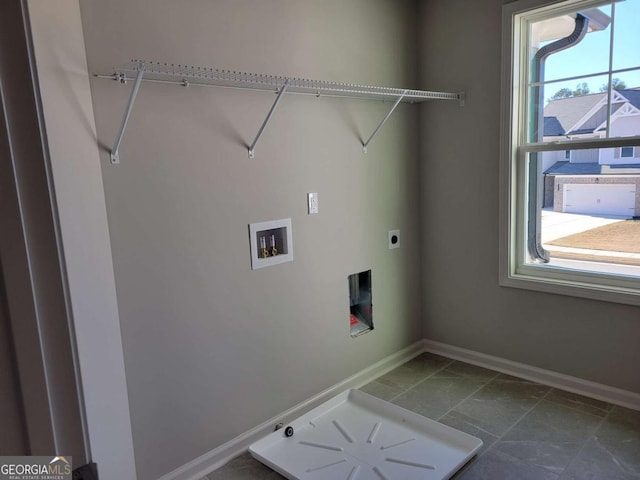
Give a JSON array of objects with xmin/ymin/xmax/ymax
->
[{"xmin": 249, "ymin": 389, "xmax": 482, "ymax": 480}]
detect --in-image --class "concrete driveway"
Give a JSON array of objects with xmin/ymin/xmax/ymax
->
[{"xmin": 540, "ymin": 209, "xmax": 627, "ymax": 243}]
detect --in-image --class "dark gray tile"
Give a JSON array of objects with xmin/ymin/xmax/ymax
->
[
  {"xmin": 453, "ymin": 449, "xmax": 559, "ymax": 480},
  {"xmin": 494, "ymin": 400, "xmax": 603, "ymax": 474},
  {"xmin": 494, "ymin": 373, "xmax": 547, "ymax": 385},
  {"xmin": 607, "ymin": 405, "xmax": 640, "ymax": 430},
  {"xmin": 404, "ymin": 351, "xmax": 453, "ymax": 375},
  {"xmin": 589, "ymin": 406, "xmax": 640, "ymax": 477},
  {"xmin": 375, "ymin": 353, "xmax": 452, "ymax": 390},
  {"xmin": 450, "ymin": 455, "xmax": 480, "ymax": 480},
  {"xmin": 392, "ymin": 374, "xmax": 486, "ymax": 420},
  {"xmin": 446, "ymin": 397, "xmax": 533, "ymax": 439},
  {"xmin": 359, "ymin": 380, "xmax": 404, "ymax": 401},
  {"xmin": 546, "ymin": 389, "xmax": 614, "ymax": 418},
  {"xmin": 376, "ymin": 364, "xmax": 429, "ymax": 390},
  {"xmin": 488, "ymin": 375, "xmax": 551, "ymax": 397},
  {"xmin": 435, "ymin": 361, "xmax": 500, "ymax": 382},
  {"xmin": 391, "ymin": 388, "xmax": 450, "ymax": 420},
  {"xmin": 438, "ymin": 410, "xmax": 499, "ymax": 454},
  {"xmin": 516, "ymin": 399, "xmax": 604, "ymax": 440},
  {"xmin": 449, "ymin": 376, "xmax": 550, "ymax": 436},
  {"xmin": 494, "ymin": 373, "xmax": 533, "ymax": 382},
  {"xmin": 204, "ymin": 453, "xmax": 284, "ymax": 480},
  {"xmin": 559, "ymin": 437, "xmax": 640, "ymax": 480}
]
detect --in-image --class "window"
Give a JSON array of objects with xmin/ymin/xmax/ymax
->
[
  {"xmin": 621, "ymin": 146, "xmax": 634, "ymax": 157},
  {"xmin": 501, "ymin": 0, "xmax": 640, "ymax": 305}
]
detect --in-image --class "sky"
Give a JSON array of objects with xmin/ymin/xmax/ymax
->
[{"xmin": 536, "ymin": 0, "xmax": 640, "ymax": 102}]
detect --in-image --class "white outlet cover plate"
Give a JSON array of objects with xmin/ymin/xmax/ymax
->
[
  {"xmin": 249, "ymin": 389, "xmax": 482, "ymax": 480},
  {"xmin": 308, "ymin": 193, "xmax": 318, "ymax": 215},
  {"xmin": 388, "ymin": 230, "xmax": 400, "ymax": 249}
]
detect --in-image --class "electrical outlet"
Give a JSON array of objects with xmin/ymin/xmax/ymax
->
[
  {"xmin": 388, "ymin": 230, "xmax": 400, "ymax": 249},
  {"xmin": 308, "ymin": 192, "xmax": 319, "ymax": 214}
]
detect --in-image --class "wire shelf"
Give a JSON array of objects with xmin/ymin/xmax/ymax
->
[
  {"xmin": 96, "ymin": 59, "xmax": 464, "ymax": 164},
  {"xmin": 104, "ymin": 60, "xmax": 462, "ymax": 103}
]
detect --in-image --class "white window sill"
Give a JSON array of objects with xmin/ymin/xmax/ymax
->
[{"xmin": 501, "ymin": 260, "xmax": 640, "ymax": 306}]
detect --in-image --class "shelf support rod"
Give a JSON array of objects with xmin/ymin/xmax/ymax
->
[
  {"xmin": 248, "ymin": 79, "xmax": 290, "ymax": 159},
  {"xmin": 110, "ymin": 65, "xmax": 145, "ymax": 164},
  {"xmin": 362, "ymin": 90, "xmax": 407, "ymax": 153}
]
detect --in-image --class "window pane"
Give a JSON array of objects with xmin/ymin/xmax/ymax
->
[
  {"xmin": 612, "ymin": 0, "xmax": 640, "ymax": 71},
  {"xmin": 531, "ymin": 5, "xmax": 611, "ymax": 83},
  {"xmin": 533, "ymin": 149, "xmax": 640, "ymax": 276},
  {"xmin": 527, "ymin": 2, "xmax": 640, "ymax": 145},
  {"xmin": 608, "ymin": 69, "xmax": 640, "ymax": 93},
  {"xmin": 530, "ymin": 75, "xmax": 611, "ymax": 143},
  {"xmin": 601, "ymin": 70, "xmax": 640, "ymax": 139},
  {"xmin": 533, "ymin": 74, "xmax": 640, "ymax": 143}
]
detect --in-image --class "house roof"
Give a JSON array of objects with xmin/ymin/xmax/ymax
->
[
  {"xmin": 544, "ymin": 93, "xmax": 604, "ymax": 136},
  {"xmin": 544, "ymin": 161, "xmax": 640, "ymax": 175},
  {"xmin": 543, "ymin": 88, "xmax": 640, "ymax": 137},
  {"xmin": 622, "ymin": 89, "xmax": 640, "ymax": 108},
  {"xmin": 544, "ymin": 116, "xmax": 565, "ymax": 136}
]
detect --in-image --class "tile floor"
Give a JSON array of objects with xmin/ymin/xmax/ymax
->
[{"xmin": 202, "ymin": 353, "xmax": 640, "ymax": 479}]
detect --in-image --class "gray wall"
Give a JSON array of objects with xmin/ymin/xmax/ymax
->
[
  {"xmin": 80, "ymin": 1, "xmax": 422, "ymax": 478},
  {"xmin": 418, "ymin": 0, "xmax": 640, "ymax": 393}
]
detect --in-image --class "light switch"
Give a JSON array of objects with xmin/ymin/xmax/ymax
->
[{"xmin": 308, "ymin": 193, "xmax": 318, "ymax": 214}]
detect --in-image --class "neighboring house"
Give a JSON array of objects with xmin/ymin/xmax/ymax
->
[{"xmin": 543, "ymin": 88, "xmax": 640, "ymax": 217}]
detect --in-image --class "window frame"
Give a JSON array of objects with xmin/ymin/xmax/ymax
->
[{"xmin": 500, "ymin": 0, "xmax": 640, "ymax": 306}]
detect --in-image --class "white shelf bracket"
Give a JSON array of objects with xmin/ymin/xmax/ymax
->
[
  {"xmin": 362, "ymin": 90, "xmax": 407, "ymax": 154},
  {"xmin": 248, "ymin": 79, "xmax": 290, "ymax": 159},
  {"xmin": 110, "ymin": 65, "xmax": 145, "ymax": 164}
]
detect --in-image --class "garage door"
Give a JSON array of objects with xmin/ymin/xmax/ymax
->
[{"xmin": 562, "ymin": 184, "xmax": 636, "ymax": 216}]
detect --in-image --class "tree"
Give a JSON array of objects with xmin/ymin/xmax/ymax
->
[
  {"xmin": 599, "ymin": 78, "xmax": 627, "ymax": 92},
  {"xmin": 572, "ymin": 82, "xmax": 590, "ymax": 96},
  {"xmin": 548, "ymin": 82, "xmax": 591, "ymax": 102},
  {"xmin": 549, "ymin": 87, "xmax": 573, "ymax": 100}
]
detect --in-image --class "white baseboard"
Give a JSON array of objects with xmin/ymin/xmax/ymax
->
[
  {"xmin": 158, "ymin": 340, "xmax": 425, "ymax": 480},
  {"xmin": 423, "ymin": 339, "xmax": 640, "ymax": 412}
]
